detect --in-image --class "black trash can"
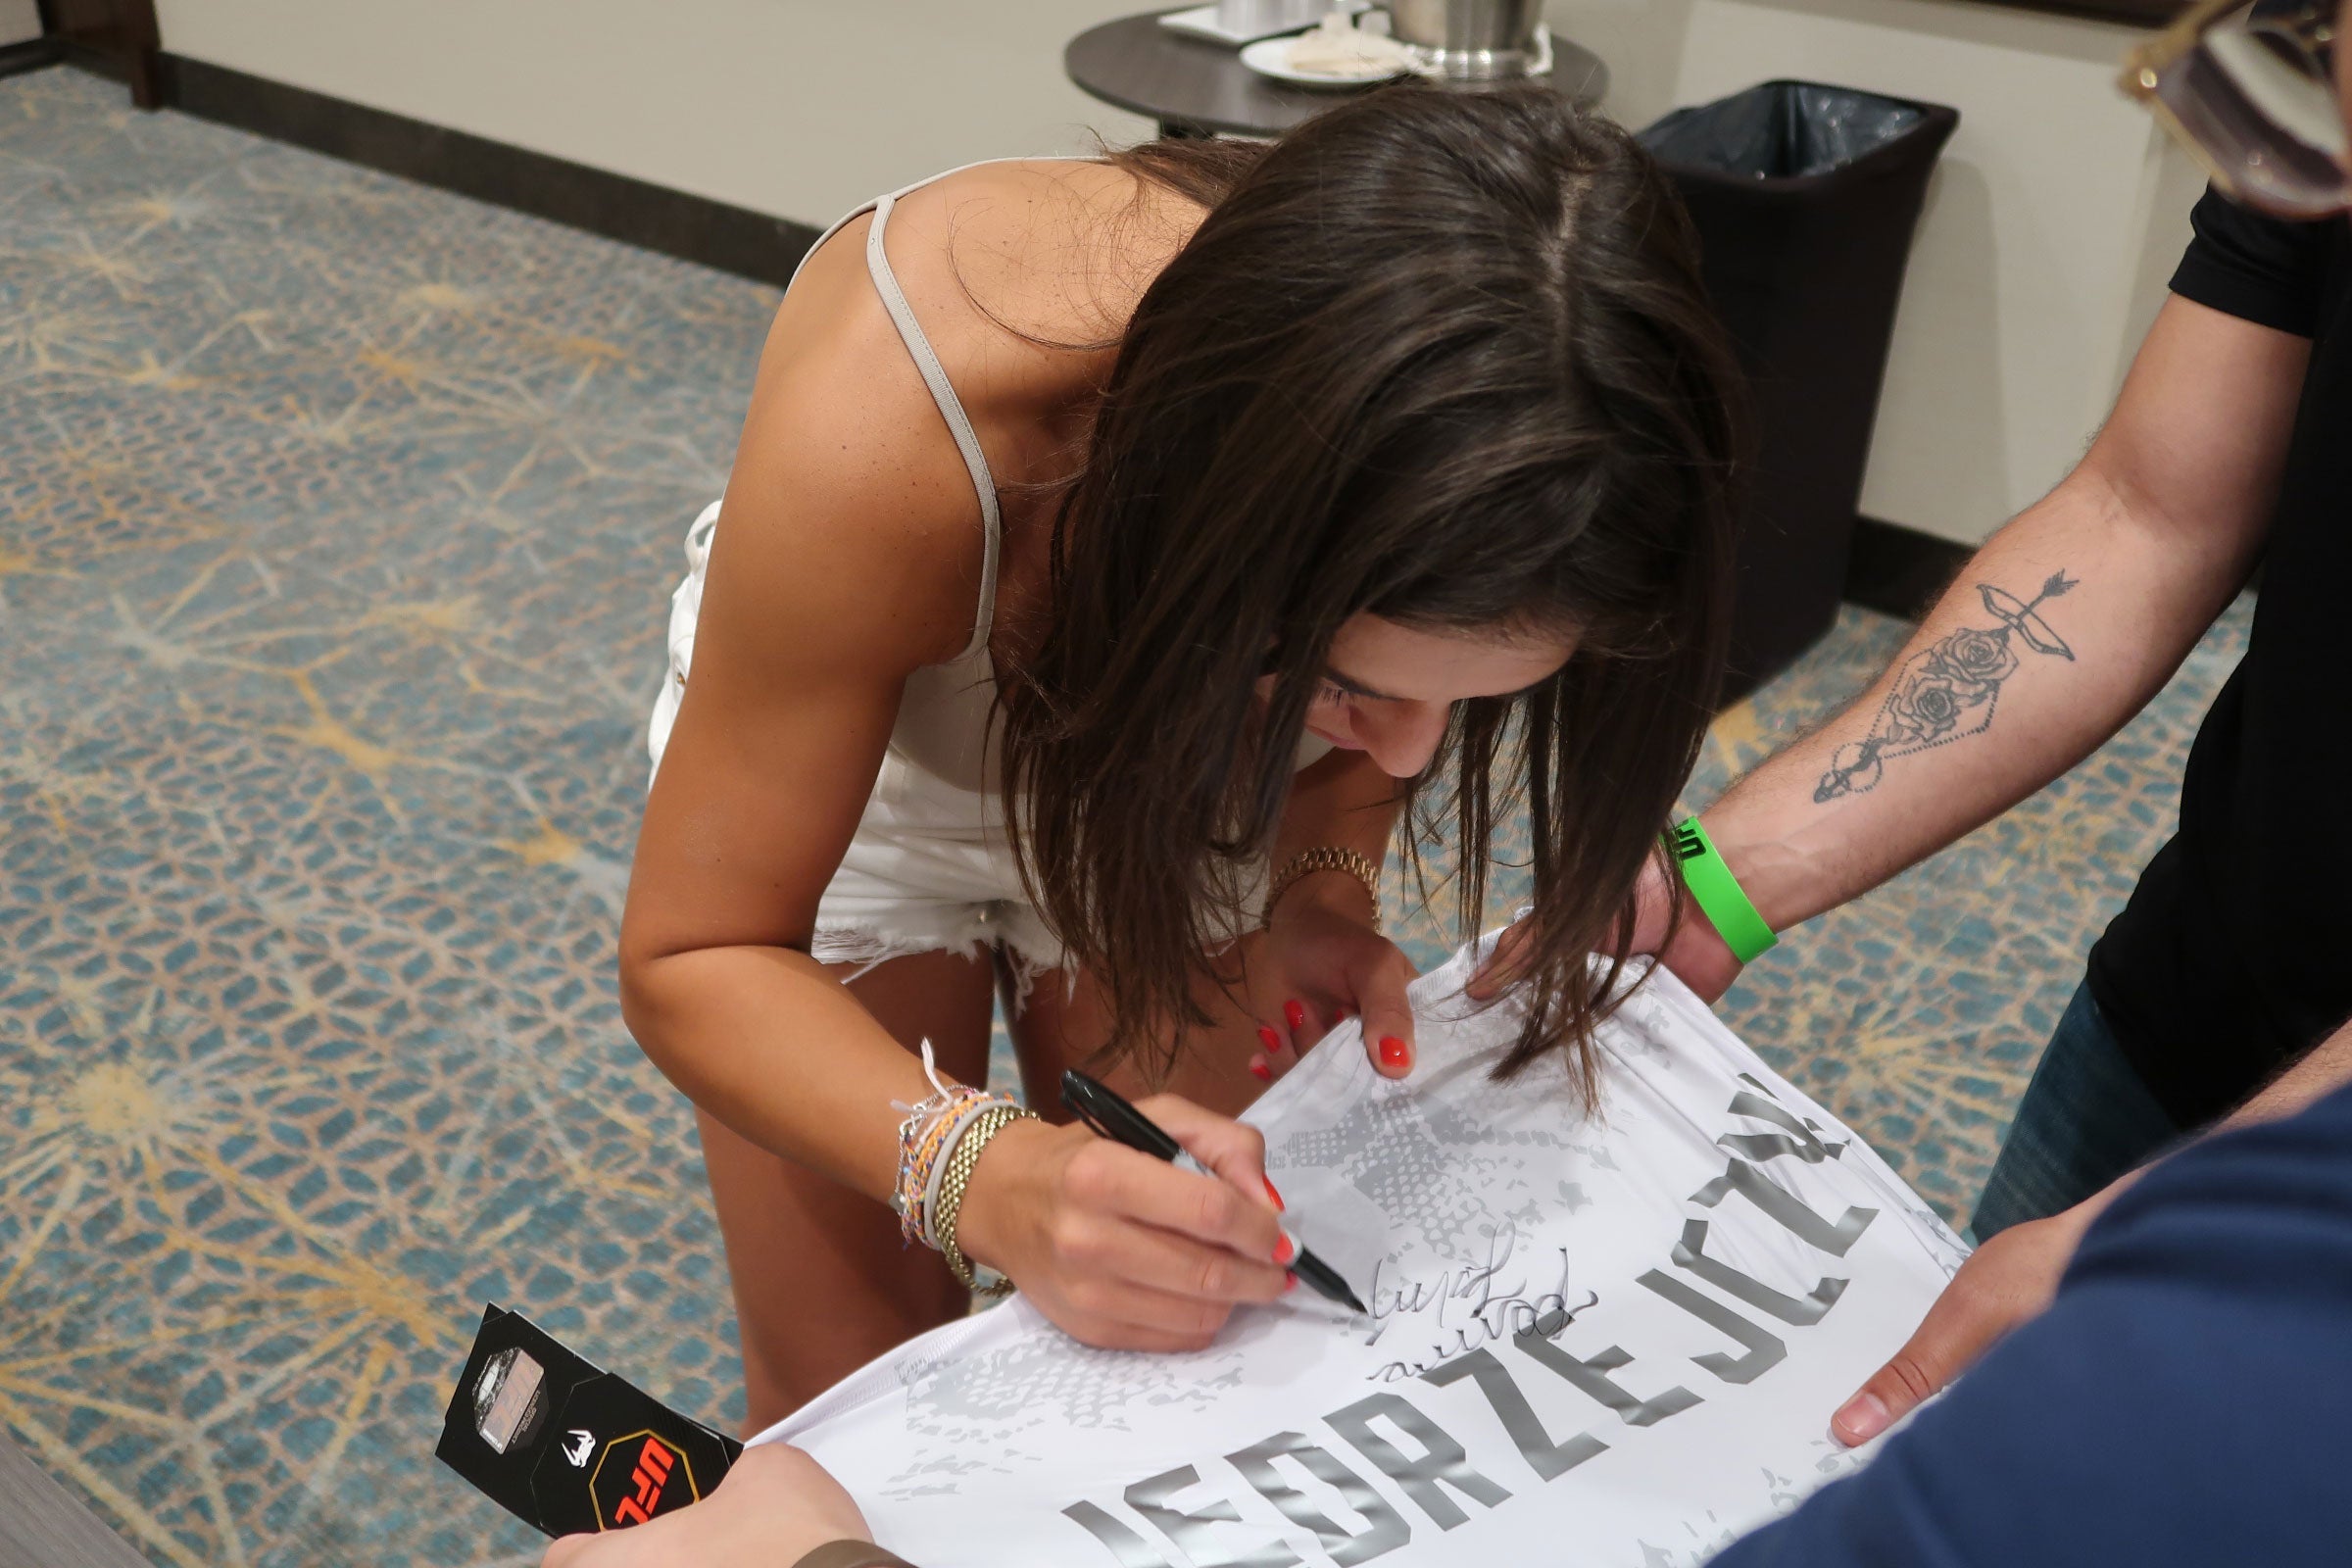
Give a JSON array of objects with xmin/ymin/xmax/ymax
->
[{"xmin": 1641, "ymin": 81, "xmax": 1959, "ymax": 699}]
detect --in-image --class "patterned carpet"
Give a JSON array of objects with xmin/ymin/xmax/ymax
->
[{"xmin": 0, "ymin": 66, "xmax": 2250, "ymax": 1568}]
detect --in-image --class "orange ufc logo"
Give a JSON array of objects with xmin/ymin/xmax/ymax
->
[
  {"xmin": 611, "ymin": 1437, "xmax": 672, "ymax": 1526},
  {"xmin": 591, "ymin": 1432, "xmax": 699, "ymax": 1529}
]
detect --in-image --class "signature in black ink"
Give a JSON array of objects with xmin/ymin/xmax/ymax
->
[
  {"xmin": 1816, "ymin": 570, "xmax": 2078, "ymax": 802},
  {"xmin": 1363, "ymin": 1221, "xmax": 1599, "ymax": 1383}
]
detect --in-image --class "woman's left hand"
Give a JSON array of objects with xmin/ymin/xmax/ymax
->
[{"xmin": 1247, "ymin": 872, "xmax": 1419, "ymax": 1084}]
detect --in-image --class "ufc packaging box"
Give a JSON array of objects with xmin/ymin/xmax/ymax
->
[{"xmin": 437, "ymin": 1303, "xmax": 742, "ymax": 1538}]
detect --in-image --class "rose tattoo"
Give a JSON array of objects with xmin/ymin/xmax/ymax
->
[{"xmin": 1816, "ymin": 571, "xmax": 2078, "ymax": 802}]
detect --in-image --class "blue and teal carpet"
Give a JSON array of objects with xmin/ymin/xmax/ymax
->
[{"xmin": 0, "ymin": 67, "xmax": 2250, "ymax": 1568}]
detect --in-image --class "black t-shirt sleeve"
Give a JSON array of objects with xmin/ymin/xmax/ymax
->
[{"xmin": 2168, "ymin": 185, "xmax": 2331, "ymax": 337}]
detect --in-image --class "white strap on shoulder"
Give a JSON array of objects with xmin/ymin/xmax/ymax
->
[
  {"xmin": 776, "ymin": 158, "xmax": 1095, "ymax": 664},
  {"xmin": 865, "ymin": 190, "xmax": 1002, "ymax": 662}
]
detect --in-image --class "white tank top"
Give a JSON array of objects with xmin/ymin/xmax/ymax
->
[
  {"xmin": 804, "ymin": 163, "xmax": 1025, "ymax": 797},
  {"xmin": 707, "ymin": 159, "xmax": 1330, "ymax": 797}
]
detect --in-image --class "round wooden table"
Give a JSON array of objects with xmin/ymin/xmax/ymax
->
[{"xmin": 1065, "ymin": 11, "xmax": 1609, "ymax": 138}]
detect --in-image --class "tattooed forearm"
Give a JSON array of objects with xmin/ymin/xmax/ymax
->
[{"xmin": 1815, "ymin": 571, "xmax": 2080, "ymax": 803}]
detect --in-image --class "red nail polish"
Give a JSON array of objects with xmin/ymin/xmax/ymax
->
[
  {"xmin": 1379, "ymin": 1036, "xmax": 1410, "ymax": 1070},
  {"xmin": 1275, "ymin": 1234, "xmax": 1296, "ymax": 1265},
  {"xmin": 1258, "ymin": 1026, "xmax": 1284, "ymax": 1053},
  {"xmin": 1284, "ymin": 999, "xmax": 1306, "ymax": 1032},
  {"xmin": 1263, "ymin": 1177, "xmax": 1286, "ymax": 1211},
  {"xmin": 1284, "ymin": 1272, "xmax": 1298, "ymax": 1293},
  {"xmin": 1250, "ymin": 1059, "xmax": 1273, "ymax": 1082}
]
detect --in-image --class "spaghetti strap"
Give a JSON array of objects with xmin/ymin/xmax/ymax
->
[
  {"xmin": 776, "ymin": 158, "xmax": 1087, "ymax": 663},
  {"xmin": 864, "ymin": 191, "xmax": 1002, "ymax": 662}
]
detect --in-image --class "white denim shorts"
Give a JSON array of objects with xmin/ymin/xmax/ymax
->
[{"xmin": 648, "ymin": 503, "xmax": 1300, "ymax": 1006}]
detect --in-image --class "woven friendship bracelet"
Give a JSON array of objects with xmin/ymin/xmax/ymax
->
[
  {"xmin": 896, "ymin": 1091, "xmax": 991, "ymax": 1249},
  {"xmin": 1263, "ymin": 846, "xmax": 1382, "ymax": 933},
  {"xmin": 913, "ymin": 1095, "xmax": 1019, "ymax": 1251},
  {"xmin": 891, "ymin": 1045, "xmax": 988, "ymax": 1249},
  {"xmin": 933, "ymin": 1102, "xmax": 1038, "ymax": 1297}
]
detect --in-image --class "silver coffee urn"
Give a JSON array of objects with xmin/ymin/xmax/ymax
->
[{"xmin": 1387, "ymin": 0, "xmax": 1546, "ymax": 78}]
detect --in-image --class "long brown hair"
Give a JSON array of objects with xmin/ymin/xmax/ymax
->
[{"xmin": 998, "ymin": 83, "xmax": 1743, "ymax": 1097}]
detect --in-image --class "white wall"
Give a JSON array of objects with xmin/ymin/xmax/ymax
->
[
  {"xmin": 150, "ymin": 1, "xmax": 1155, "ymax": 221},
  {"xmin": 1, "ymin": 0, "xmax": 40, "ymax": 47},
  {"xmin": 154, "ymin": 0, "xmax": 2203, "ymax": 546},
  {"xmin": 1551, "ymin": 0, "xmax": 2200, "ymax": 543}
]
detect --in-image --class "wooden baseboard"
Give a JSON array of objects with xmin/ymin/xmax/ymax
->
[
  {"xmin": 151, "ymin": 53, "xmax": 819, "ymax": 289},
  {"xmin": 0, "ymin": 37, "xmax": 63, "ymax": 81},
  {"xmin": 1843, "ymin": 514, "xmax": 1974, "ymax": 621}
]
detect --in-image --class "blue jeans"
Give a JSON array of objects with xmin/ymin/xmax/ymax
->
[{"xmin": 1970, "ymin": 982, "xmax": 2183, "ymax": 1243}]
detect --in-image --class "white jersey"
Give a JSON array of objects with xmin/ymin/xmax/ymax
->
[{"xmin": 758, "ymin": 941, "xmax": 1968, "ymax": 1567}]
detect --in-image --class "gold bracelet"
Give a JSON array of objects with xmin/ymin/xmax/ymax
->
[
  {"xmin": 933, "ymin": 1102, "xmax": 1037, "ymax": 1297},
  {"xmin": 1263, "ymin": 846, "xmax": 1382, "ymax": 932}
]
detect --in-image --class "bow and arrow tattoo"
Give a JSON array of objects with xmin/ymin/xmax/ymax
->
[{"xmin": 1816, "ymin": 571, "xmax": 2080, "ymax": 803}]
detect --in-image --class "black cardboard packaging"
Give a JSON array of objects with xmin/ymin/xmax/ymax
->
[{"xmin": 437, "ymin": 1303, "xmax": 743, "ymax": 1538}]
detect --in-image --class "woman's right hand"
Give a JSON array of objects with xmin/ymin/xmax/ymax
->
[{"xmin": 954, "ymin": 1096, "xmax": 1295, "ymax": 1352}]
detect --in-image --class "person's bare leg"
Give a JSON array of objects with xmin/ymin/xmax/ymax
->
[
  {"xmin": 697, "ymin": 947, "xmax": 994, "ymax": 1436},
  {"xmin": 1004, "ymin": 956, "xmax": 1266, "ymax": 1123}
]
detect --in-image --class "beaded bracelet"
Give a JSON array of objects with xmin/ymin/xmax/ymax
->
[
  {"xmin": 895, "ymin": 1103, "xmax": 962, "ymax": 1247},
  {"xmin": 933, "ymin": 1102, "xmax": 1039, "ymax": 1297},
  {"xmin": 910, "ymin": 1094, "xmax": 1007, "ymax": 1250}
]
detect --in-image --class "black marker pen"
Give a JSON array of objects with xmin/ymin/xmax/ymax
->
[{"xmin": 1061, "ymin": 1069, "xmax": 1368, "ymax": 1315}]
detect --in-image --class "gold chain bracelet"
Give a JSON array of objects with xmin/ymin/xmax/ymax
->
[
  {"xmin": 933, "ymin": 1102, "xmax": 1037, "ymax": 1297},
  {"xmin": 1263, "ymin": 846, "xmax": 1382, "ymax": 932}
]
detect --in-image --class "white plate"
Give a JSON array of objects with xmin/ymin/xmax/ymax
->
[{"xmin": 1239, "ymin": 33, "xmax": 1412, "ymax": 88}]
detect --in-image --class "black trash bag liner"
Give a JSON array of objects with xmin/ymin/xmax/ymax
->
[
  {"xmin": 1632, "ymin": 80, "xmax": 1958, "ymax": 697},
  {"xmin": 1639, "ymin": 81, "xmax": 1925, "ymax": 179}
]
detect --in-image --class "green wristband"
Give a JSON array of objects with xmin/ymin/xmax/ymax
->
[{"xmin": 1670, "ymin": 817, "xmax": 1777, "ymax": 964}]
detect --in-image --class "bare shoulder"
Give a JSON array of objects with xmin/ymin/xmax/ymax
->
[
  {"xmin": 702, "ymin": 160, "xmax": 1205, "ymax": 685},
  {"xmin": 910, "ymin": 159, "xmax": 1206, "ymax": 339},
  {"xmin": 879, "ymin": 161, "xmax": 1207, "ymax": 412},
  {"xmin": 710, "ymin": 211, "xmax": 996, "ymax": 682}
]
